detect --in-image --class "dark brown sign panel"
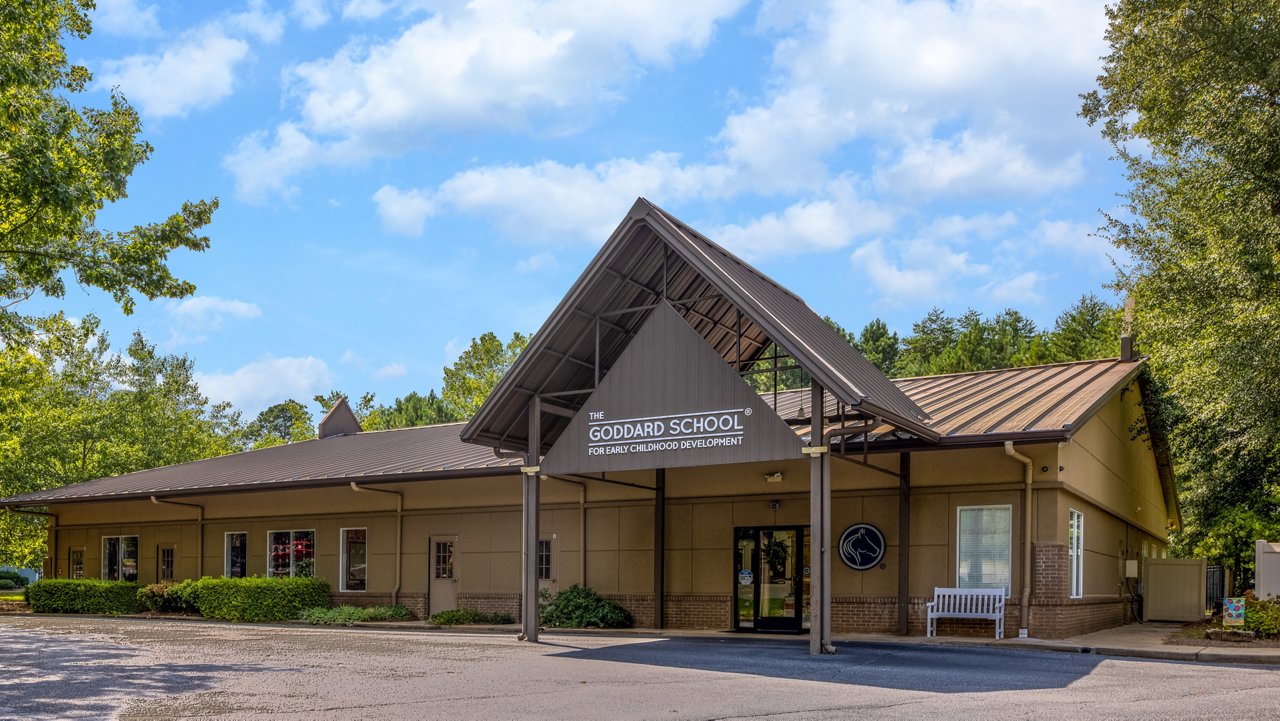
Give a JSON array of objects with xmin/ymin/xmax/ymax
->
[{"xmin": 541, "ymin": 303, "xmax": 804, "ymax": 475}]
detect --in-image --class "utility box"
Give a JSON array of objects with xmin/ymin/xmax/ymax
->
[
  {"xmin": 1143, "ymin": 558, "xmax": 1207, "ymax": 622},
  {"xmin": 1257, "ymin": 540, "xmax": 1280, "ymax": 600}
]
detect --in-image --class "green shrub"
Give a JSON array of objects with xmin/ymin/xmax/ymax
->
[
  {"xmin": 429, "ymin": 607, "xmax": 515, "ymax": 625},
  {"xmin": 539, "ymin": 585, "xmax": 632, "ymax": 629},
  {"xmin": 192, "ymin": 577, "xmax": 331, "ymax": 622},
  {"xmin": 1244, "ymin": 594, "xmax": 1280, "ymax": 639},
  {"xmin": 26, "ymin": 579, "xmax": 143, "ymax": 615},
  {"xmin": 0, "ymin": 570, "xmax": 29, "ymax": 587},
  {"xmin": 137, "ymin": 582, "xmax": 199, "ymax": 613},
  {"xmin": 300, "ymin": 604, "xmax": 411, "ymax": 625},
  {"xmin": 0, "ymin": 580, "xmax": 16, "ymax": 590}
]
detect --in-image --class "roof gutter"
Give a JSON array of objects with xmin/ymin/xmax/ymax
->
[
  {"xmin": 350, "ymin": 483, "xmax": 402, "ymax": 605},
  {"xmin": 151, "ymin": 497, "xmax": 204, "ymax": 577}
]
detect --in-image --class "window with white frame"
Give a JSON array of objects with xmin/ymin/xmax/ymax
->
[
  {"xmin": 537, "ymin": 538, "xmax": 553, "ymax": 581},
  {"xmin": 268, "ymin": 530, "xmax": 315, "ymax": 578},
  {"xmin": 102, "ymin": 536, "xmax": 139, "ymax": 581},
  {"xmin": 341, "ymin": 528, "xmax": 367, "ymax": 592},
  {"xmin": 225, "ymin": 532, "xmax": 248, "ymax": 578},
  {"xmin": 956, "ymin": 505, "xmax": 1012, "ymax": 595},
  {"xmin": 1068, "ymin": 509, "xmax": 1084, "ymax": 599}
]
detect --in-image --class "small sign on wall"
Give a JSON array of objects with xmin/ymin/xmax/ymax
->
[{"xmin": 1223, "ymin": 597, "xmax": 1246, "ymax": 626}]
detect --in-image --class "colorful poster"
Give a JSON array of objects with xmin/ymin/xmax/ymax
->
[{"xmin": 1223, "ymin": 597, "xmax": 1246, "ymax": 626}]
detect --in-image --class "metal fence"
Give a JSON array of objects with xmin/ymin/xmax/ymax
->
[{"xmin": 1206, "ymin": 564, "xmax": 1227, "ymax": 614}]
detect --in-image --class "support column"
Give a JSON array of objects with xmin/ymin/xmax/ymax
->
[
  {"xmin": 654, "ymin": 468, "xmax": 666, "ymax": 629},
  {"xmin": 808, "ymin": 381, "xmax": 834, "ymax": 655},
  {"xmin": 520, "ymin": 397, "xmax": 542, "ymax": 642},
  {"xmin": 897, "ymin": 452, "xmax": 911, "ymax": 636}
]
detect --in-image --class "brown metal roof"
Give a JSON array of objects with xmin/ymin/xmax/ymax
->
[
  {"xmin": 0, "ymin": 358, "xmax": 1145, "ymax": 507},
  {"xmin": 769, "ymin": 357, "xmax": 1145, "ymax": 446},
  {"xmin": 1, "ymin": 423, "xmax": 519, "ymax": 505},
  {"xmin": 460, "ymin": 198, "xmax": 934, "ymax": 455}
]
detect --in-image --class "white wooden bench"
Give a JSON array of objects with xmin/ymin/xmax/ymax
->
[{"xmin": 926, "ymin": 587, "xmax": 1006, "ymax": 639}]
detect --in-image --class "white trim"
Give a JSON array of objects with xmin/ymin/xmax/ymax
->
[
  {"xmin": 223, "ymin": 531, "xmax": 249, "ymax": 578},
  {"xmin": 1068, "ymin": 509, "xmax": 1084, "ymax": 599},
  {"xmin": 955, "ymin": 504, "xmax": 1013, "ymax": 597},
  {"xmin": 267, "ymin": 529, "xmax": 316, "ymax": 578},
  {"xmin": 339, "ymin": 527, "xmax": 367, "ymax": 593}
]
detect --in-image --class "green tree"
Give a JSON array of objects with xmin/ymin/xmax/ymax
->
[
  {"xmin": 897, "ymin": 307, "xmax": 958, "ymax": 377},
  {"xmin": 365, "ymin": 390, "xmax": 460, "ymax": 430},
  {"xmin": 245, "ymin": 400, "xmax": 314, "ymax": 449},
  {"xmin": 0, "ymin": 1, "xmax": 217, "ymax": 341},
  {"xmin": 0, "ymin": 316, "xmax": 240, "ymax": 568},
  {"xmin": 1082, "ymin": 0, "xmax": 1280, "ymax": 576},
  {"xmin": 442, "ymin": 332, "xmax": 530, "ymax": 418},
  {"xmin": 855, "ymin": 319, "xmax": 901, "ymax": 377},
  {"xmin": 1048, "ymin": 294, "xmax": 1121, "ymax": 362}
]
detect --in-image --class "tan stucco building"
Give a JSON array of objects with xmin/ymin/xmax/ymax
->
[{"xmin": 2, "ymin": 200, "xmax": 1178, "ymax": 643}]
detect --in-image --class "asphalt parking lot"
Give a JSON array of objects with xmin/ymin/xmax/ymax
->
[{"xmin": 2, "ymin": 616, "xmax": 1279, "ymax": 720}]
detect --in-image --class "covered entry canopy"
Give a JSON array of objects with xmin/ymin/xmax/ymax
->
[{"xmin": 461, "ymin": 198, "xmax": 936, "ymax": 456}]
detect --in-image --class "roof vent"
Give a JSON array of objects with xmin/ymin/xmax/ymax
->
[{"xmin": 318, "ymin": 397, "xmax": 362, "ymax": 439}]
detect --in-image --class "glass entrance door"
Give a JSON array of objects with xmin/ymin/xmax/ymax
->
[{"xmin": 734, "ymin": 526, "xmax": 807, "ymax": 631}]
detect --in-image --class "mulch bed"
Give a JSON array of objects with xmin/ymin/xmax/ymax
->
[{"xmin": 1166, "ymin": 620, "xmax": 1280, "ymax": 648}]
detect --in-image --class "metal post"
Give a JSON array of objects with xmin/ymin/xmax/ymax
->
[
  {"xmin": 654, "ymin": 468, "xmax": 666, "ymax": 629},
  {"xmin": 520, "ymin": 397, "xmax": 542, "ymax": 642},
  {"xmin": 809, "ymin": 380, "xmax": 834, "ymax": 654},
  {"xmin": 897, "ymin": 452, "xmax": 911, "ymax": 635}
]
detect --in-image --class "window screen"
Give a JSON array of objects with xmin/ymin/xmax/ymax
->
[{"xmin": 956, "ymin": 506, "xmax": 1011, "ymax": 595}]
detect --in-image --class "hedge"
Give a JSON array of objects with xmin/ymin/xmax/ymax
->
[
  {"xmin": 300, "ymin": 604, "xmax": 411, "ymax": 625},
  {"xmin": 0, "ymin": 570, "xmax": 29, "ymax": 587},
  {"xmin": 540, "ymin": 585, "xmax": 633, "ymax": 628},
  {"xmin": 193, "ymin": 577, "xmax": 331, "ymax": 622},
  {"xmin": 26, "ymin": 579, "xmax": 143, "ymax": 615},
  {"xmin": 429, "ymin": 607, "xmax": 515, "ymax": 626}
]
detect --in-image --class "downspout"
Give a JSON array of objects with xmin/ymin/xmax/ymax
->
[
  {"xmin": 350, "ymin": 483, "xmax": 403, "ymax": 605},
  {"xmin": 1003, "ymin": 442, "xmax": 1034, "ymax": 639},
  {"xmin": 151, "ymin": 497, "xmax": 204, "ymax": 577},
  {"xmin": 9, "ymin": 509, "xmax": 57, "ymax": 578}
]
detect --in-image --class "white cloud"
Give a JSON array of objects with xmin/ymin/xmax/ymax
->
[
  {"xmin": 227, "ymin": 0, "xmax": 746, "ymax": 200},
  {"xmin": 850, "ymin": 238, "xmax": 989, "ymax": 303},
  {"xmin": 875, "ymin": 133, "xmax": 1083, "ymax": 198},
  {"xmin": 196, "ymin": 356, "xmax": 334, "ymax": 414},
  {"xmin": 339, "ymin": 349, "xmax": 369, "ymax": 366},
  {"xmin": 169, "ymin": 296, "xmax": 262, "ymax": 325},
  {"xmin": 983, "ymin": 271, "xmax": 1045, "ymax": 305},
  {"xmin": 515, "ymin": 252, "xmax": 557, "ymax": 274},
  {"xmin": 92, "ymin": 0, "xmax": 162, "ymax": 37},
  {"xmin": 223, "ymin": 123, "xmax": 320, "ymax": 202},
  {"xmin": 373, "ymin": 362, "xmax": 407, "ymax": 380},
  {"xmin": 1036, "ymin": 219, "xmax": 1119, "ymax": 268},
  {"xmin": 372, "ymin": 185, "xmax": 436, "ymax": 236},
  {"xmin": 96, "ymin": 28, "xmax": 249, "ymax": 119},
  {"xmin": 443, "ymin": 338, "xmax": 465, "ymax": 365},
  {"xmin": 225, "ymin": 0, "xmax": 286, "ymax": 43},
  {"xmin": 291, "ymin": 0, "xmax": 332, "ymax": 28},
  {"xmin": 714, "ymin": 180, "xmax": 893, "ymax": 259}
]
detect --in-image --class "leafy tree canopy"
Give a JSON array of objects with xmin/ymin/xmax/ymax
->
[
  {"xmin": 442, "ymin": 332, "xmax": 530, "ymax": 418},
  {"xmin": 0, "ymin": 1, "xmax": 217, "ymax": 342},
  {"xmin": 244, "ymin": 400, "xmax": 314, "ymax": 449}
]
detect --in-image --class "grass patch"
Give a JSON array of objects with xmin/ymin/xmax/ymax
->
[
  {"xmin": 0, "ymin": 593, "xmax": 25, "ymax": 602},
  {"xmin": 428, "ymin": 608, "xmax": 514, "ymax": 626},
  {"xmin": 300, "ymin": 605, "xmax": 412, "ymax": 625}
]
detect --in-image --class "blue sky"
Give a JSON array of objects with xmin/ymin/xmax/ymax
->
[{"xmin": 41, "ymin": 0, "xmax": 1127, "ymax": 418}]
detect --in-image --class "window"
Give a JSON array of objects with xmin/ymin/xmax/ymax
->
[
  {"xmin": 1068, "ymin": 509, "xmax": 1084, "ymax": 599},
  {"xmin": 158, "ymin": 545, "xmax": 176, "ymax": 582},
  {"xmin": 341, "ymin": 528, "xmax": 367, "ymax": 592},
  {"xmin": 225, "ymin": 532, "xmax": 248, "ymax": 578},
  {"xmin": 102, "ymin": 536, "xmax": 139, "ymax": 581},
  {"xmin": 69, "ymin": 548, "xmax": 85, "ymax": 579},
  {"xmin": 434, "ymin": 540, "xmax": 454, "ymax": 580},
  {"xmin": 537, "ymin": 539, "xmax": 553, "ymax": 581},
  {"xmin": 268, "ymin": 530, "xmax": 315, "ymax": 578},
  {"xmin": 956, "ymin": 505, "xmax": 1011, "ymax": 595}
]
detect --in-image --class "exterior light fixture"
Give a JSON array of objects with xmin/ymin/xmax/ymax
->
[{"xmin": 765, "ymin": 472, "xmax": 783, "ymax": 483}]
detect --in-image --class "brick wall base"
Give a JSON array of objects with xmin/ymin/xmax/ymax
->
[
  {"xmin": 330, "ymin": 592, "xmax": 428, "ymax": 619},
  {"xmin": 445, "ymin": 589, "xmax": 1131, "ymax": 639}
]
